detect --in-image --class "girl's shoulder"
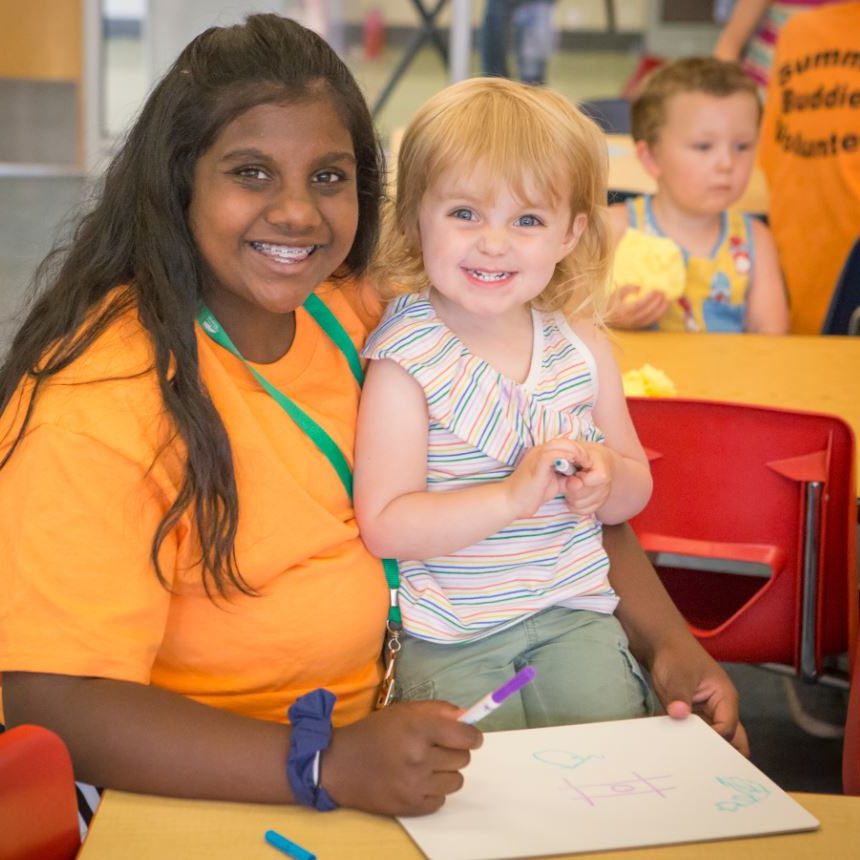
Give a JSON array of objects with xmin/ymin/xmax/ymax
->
[
  {"xmin": 0, "ymin": 288, "xmax": 172, "ymax": 465},
  {"xmin": 556, "ymin": 312, "xmax": 614, "ymax": 366},
  {"xmin": 362, "ymin": 292, "xmax": 438, "ymax": 359},
  {"xmin": 29, "ymin": 288, "xmax": 158, "ymax": 389},
  {"xmin": 4, "ymin": 288, "xmax": 164, "ymax": 439},
  {"xmin": 557, "ymin": 310, "xmax": 600, "ymax": 344}
]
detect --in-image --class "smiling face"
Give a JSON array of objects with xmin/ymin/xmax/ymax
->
[
  {"xmin": 189, "ymin": 96, "xmax": 358, "ymax": 349},
  {"xmin": 417, "ymin": 162, "xmax": 585, "ymax": 325},
  {"xmin": 638, "ymin": 91, "xmax": 760, "ymax": 216}
]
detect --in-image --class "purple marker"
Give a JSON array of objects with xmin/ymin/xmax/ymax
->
[{"xmin": 458, "ymin": 666, "xmax": 537, "ymax": 725}]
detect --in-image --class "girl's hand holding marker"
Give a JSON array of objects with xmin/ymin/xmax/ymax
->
[
  {"xmin": 553, "ymin": 457, "xmax": 582, "ymax": 477},
  {"xmin": 502, "ymin": 440, "xmax": 586, "ymax": 519},
  {"xmin": 555, "ymin": 443, "xmax": 617, "ymax": 517}
]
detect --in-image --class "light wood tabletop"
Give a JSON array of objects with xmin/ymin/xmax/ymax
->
[
  {"xmin": 78, "ymin": 789, "xmax": 859, "ymax": 859},
  {"xmin": 605, "ymin": 134, "xmax": 770, "ymax": 214},
  {"xmin": 611, "ymin": 331, "xmax": 860, "ymax": 491}
]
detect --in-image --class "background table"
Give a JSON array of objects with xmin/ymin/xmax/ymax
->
[
  {"xmin": 78, "ymin": 789, "xmax": 860, "ymax": 859},
  {"xmin": 612, "ymin": 331, "xmax": 860, "ymax": 493},
  {"xmin": 606, "ymin": 134, "xmax": 770, "ymax": 214}
]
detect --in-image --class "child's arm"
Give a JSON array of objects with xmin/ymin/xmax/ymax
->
[
  {"xmin": 561, "ymin": 322, "xmax": 652, "ymax": 524},
  {"xmin": 713, "ymin": 0, "xmax": 769, "ymax": 62},
  {"xmin": 354, "ymin": 358, "xmax": 584, "ymax": 560},
  {"xmin": 605, "ymin": 203, "xmax": 670, "ymax": 330},
  {"xmin": 745, "ymin": 218, "xmax": 790, "ymax": 334}
]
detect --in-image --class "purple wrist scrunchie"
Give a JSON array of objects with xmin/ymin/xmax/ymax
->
[{"xmin": 286, "ymin": 688, "xmax": 339, "ymax": 811}]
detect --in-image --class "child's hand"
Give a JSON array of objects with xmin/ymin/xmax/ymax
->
[
  {"xmin": 324, "ymin": 700, "xmax": 482, "ymax": 816},
  {"xmin": 503, "ymin": 439, "xmax": 583, "ymax": 520},
  {"xmin": 561, "ymin": 441, "xmax": 615, "ymax": 516},
  {"xmin": 606, "ymin": 285, "xmax": 670, "ymax": 330}
]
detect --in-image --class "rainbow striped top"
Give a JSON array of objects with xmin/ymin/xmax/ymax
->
[
  {"xmin": 362, "ymin": 293, "xmax": 617, "ymax": 644},
  {"xmin": 743, "ymin": 1, "xmax": 832, "ymax": 90}
]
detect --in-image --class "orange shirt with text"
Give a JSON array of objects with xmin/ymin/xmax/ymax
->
[{"xmin": 758, "ymin": 3, "xmax": 860, "ymax": 333}]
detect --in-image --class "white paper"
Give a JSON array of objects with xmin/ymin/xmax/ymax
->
[{"xmin": 398, "ymin": 715, "xmax": 819, "ymax": 860}]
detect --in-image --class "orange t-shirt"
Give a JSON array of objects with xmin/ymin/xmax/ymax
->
[
  {"xmin": 758, "ymin": 2, "xmax": 860, "ymax": 334},
  {"xmin": 0, "ymin": 282, "xmax": 387, "ymax": 727}
]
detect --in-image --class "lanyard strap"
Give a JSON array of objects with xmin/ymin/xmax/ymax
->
[
  {"xmin": 196, "ymin": 300, "xmax": 401, "ymax": 627},
  {"xmin": 303, "ymin": 293, "xmax": 364, "ymax": 386}
]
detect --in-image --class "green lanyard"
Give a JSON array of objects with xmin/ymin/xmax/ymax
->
[{"xmin": 196, "ymin": 297, "xmax": 401, "ymax": 629}]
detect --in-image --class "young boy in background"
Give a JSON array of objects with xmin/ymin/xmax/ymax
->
[{"xmin": 607, "ymin": 57, "xmax": 789, "ymax": 334}]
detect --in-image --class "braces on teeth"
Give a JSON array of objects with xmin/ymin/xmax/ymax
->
[{"xmin": 253, "ymin": 242, "xmax": 314, "ymax": 261}]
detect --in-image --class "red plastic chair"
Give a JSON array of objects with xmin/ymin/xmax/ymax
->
[
  {"xmin": 627, "ymin": 398, "xmax": 857, "ymax": 681},
  {"xmin": 0, "ymin": 725, "xmax": 80, "ymax": 860},
  {"xmin": 621, "ymin": 54, "xmax": 665, "ymax": 100}
]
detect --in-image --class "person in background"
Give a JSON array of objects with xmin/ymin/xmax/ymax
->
[
  {"xmin": 482, "ymin": 0, "xmax": 557, "ymax": 85},
  {"xmin": 607, "ymin": 57, "xmax": 788, "ymax": 334},
  {"xmin": 713, "ymin": 0, "xmax": 836, "ymax": 92},
  {"xmin": 757, "ymin": 1, "xmax": 860, "ymax": 334}
]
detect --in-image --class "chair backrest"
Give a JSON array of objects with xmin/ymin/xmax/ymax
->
[
  {"xmin": 627, "ymin": 398, "xmax": 857, "ymax": 677},
  {"xmin": 621, "ymin": 54, "xmax": 665, "ymax": 100},
  {"xmin": 822, "ymin": 237, "xmax": 860, "ymax": 335},
  {"xmin": 579, "ymin": 98, "xmax": 631, "ymax": 134},
  {"xmin": 0, "ymin": 725, "xmax": 80, "ymax": 860}
]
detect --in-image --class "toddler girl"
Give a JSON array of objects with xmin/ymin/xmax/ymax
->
[{"xmin": 355, "ymin": 77, "xmax": 653, "ymax": 731}]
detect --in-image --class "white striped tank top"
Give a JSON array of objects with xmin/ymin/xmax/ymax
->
[{"xmin": 362, "ymin": 293, "xmax": 618, "ymax": 644}]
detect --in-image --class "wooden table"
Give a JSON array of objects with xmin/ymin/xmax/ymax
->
[
  {"xmin": 612, "ymin": 331, "xmax": 860, "ymax": 492},
  {"xmin": 77, "ymin": 789, "xmax": 860, "ymax": 859},
  {"xmin": 606, "ymin": 134, "xmax": 770, "ymax": 214}
]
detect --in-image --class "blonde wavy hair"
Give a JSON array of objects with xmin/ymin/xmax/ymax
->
[{"xmin": 375, "ymin": 77, "xmax": 612, "ymax": 319}]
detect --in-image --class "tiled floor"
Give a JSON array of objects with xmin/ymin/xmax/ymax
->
[
  {"xmin": 0, "ymin": 41, "xmax": 850, "ymax": 795},
  {"xmin": 725, "ymin": 665, "xmax": 845, "ymax": 794}
]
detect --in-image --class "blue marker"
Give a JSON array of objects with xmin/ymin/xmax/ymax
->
[
  {"xmin": 458, "ymin": 666, "xmax": 537, "ymax": 725},
  {"xmin": 265, "ymin": 829, "xmax": 316, "ymax": 860},
  {"xmin": 553, "ymin": 457, "xmax": 582, "ymax": 477}
]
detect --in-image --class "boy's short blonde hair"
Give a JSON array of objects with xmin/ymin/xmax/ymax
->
[
  {"xmin": 631, "ymin": 57, "xmax": 761, "ymax": 145},
  {"xmin": 376, "ymin": 77, "xmax": 611, "ymax": 318}
]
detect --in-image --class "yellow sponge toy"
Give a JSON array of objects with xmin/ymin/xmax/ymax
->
[
  {"xmin": 622, "ymin": 364, "xmax": 677, "ymax": 398},
  {"xmin": 612, "ymin": 228, "xmax": 686, "ymax": 301}
]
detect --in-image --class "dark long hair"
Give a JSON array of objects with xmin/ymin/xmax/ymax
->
[{"xmin": 0, "ymin": 15, "xmax": 383, "ymax": 597}]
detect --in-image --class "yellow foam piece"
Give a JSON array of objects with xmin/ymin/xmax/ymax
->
[
  {"xmin": 612, "ymin": 228, "xmax": 686, "ymax": 301},
  {"xmin": 622, "ymin": 363, "xmax": 677, "ymax": 398}
]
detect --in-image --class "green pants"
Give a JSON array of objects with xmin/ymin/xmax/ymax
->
[{"xmin": 395, "ymin": 607, "xmax": 654, "ymax": 732}]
